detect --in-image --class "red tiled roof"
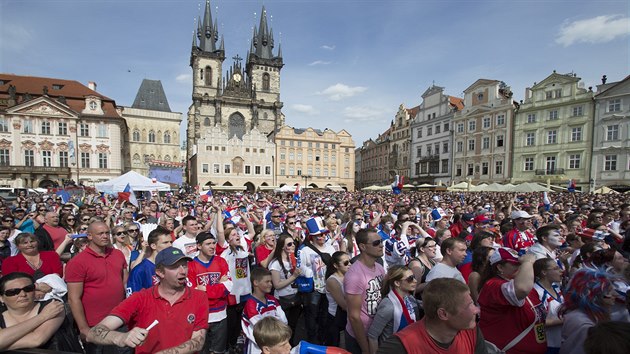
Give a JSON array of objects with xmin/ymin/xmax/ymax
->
[
  {"xmin": 0, "ymin": 73, "xmax": 121, "ymax": 118},
  {"xmin": 448, "ymin": 96, "xmax": 464, "ymax": 111},
  {"xmin": 406, "ymin": 105, "xmax": 420, "ymax": 118}
]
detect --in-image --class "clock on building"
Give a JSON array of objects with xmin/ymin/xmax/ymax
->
[{"xmin": 233, "ymin": 73, "xmax": 242, "ymax": 83}]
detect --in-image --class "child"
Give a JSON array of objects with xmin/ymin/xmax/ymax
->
[
  {"xmin": 242, "ymin": 267, "xmax": 288, "ymax": 354},
  {"xmin": 253, "ymin": 317, "xmax": 292, "ymax": 354}
]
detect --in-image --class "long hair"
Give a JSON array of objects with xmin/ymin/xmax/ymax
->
[
  {"xmin": 380, "ymin": 265, "xmax": 410, "ymax": 298},
  {"xmin": 325, "ymin": 251, "xmax": 348, "ymax": 280},
  {"xmin": 471, "ymin": 246, "xmax": 493, "ymax": 273},
  {"xmin": 270, "ymin": 234, "xmax": 294, "ymax": 266},
  {"xmin": 558, "ymin": 267, "xmax": 617, "ymax": 323}
]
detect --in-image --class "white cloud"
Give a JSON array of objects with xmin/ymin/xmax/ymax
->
[
  {"xmin": 175, "ymin": 73, "xmax": 191, "ymax": 83},
  {"xmin": 320, "ymin": 45, "xmax": 335, "ymax": 50},
  {"xmin": 291, "ymin": 104, "xmax": 318, "ymax": 115},
  {"xmin": 318, "ymin": 83, "xmax": 367, "ymax": 101},
  {"xmin": 556, "ymin": 15, "xmax": 630, "ymax": 47},
  {"xmin": 308, "ymin": 60, "xmax": 331, "ymax": 66},
  {"xmin": 342, "ymin": 105, "xmax": 389, "ymax": 122}
]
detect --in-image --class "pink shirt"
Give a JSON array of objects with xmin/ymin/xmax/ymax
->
[{"xmin": 344, "ymin": 259, "xmax": 385, "ymax": 339}]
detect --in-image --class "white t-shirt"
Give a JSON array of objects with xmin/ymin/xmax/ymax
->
[
  {"xmin": 172, "ymin": 235, "xmax": 198, "ymax": 258},
  {"xmin": 299, "ymin": 243, "xmax": 336, "ymax": 293},
  {"xmin": 425, "ymin": 262, "xmax": 465, "ymax": 283},
  {"xmin": 268, "ymin": 259, "xmax": 298, "ymax": 298}
]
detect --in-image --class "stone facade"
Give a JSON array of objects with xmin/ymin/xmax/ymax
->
[
  {"xmin": 592, "ymin": 75, "xmax": 630, "ymax": 190},
  {"xmin": 389, "ymin": 105, "xmax": 413, "ymax": 181},
  {"xmin": 0, "ymin": 74, "xmax": 128, "ymax": 188},
  {"xmin": 358, "ymin": 128, "xmax": 391, "ymax": 188},
  {"xmin": 410, "ymin": 85, "xmax": 462, "ymax": 185},
  {"xmin": 512, "ymin": 71, "xmax": 594, "ymax": 190},
  {"xmin": 452, "ymin": 79, "xmax": 515, "ymax": 184},
  {"xmin": 271, "ymin": 125, "xmax": 355, "ymax": 191}
]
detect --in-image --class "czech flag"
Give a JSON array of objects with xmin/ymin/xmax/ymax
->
[
  {"xmin": 295, "ymin": 341, "xmax": 351, "ymax": 354},
  {"xmin": 293, "ymin": 184, "xmax": 301, "ymax": 202},
  {"xmin": 200, "ymin": 189, "xmax": 213, "ymax": 202},
  {"xmin": 567, "ymin": 179, "xmax": 576, "ymax": 193},
  {"xmin": 391, "ymin": 175, "xmax": 403, "ymax": 194},
  {"xmin": 117, "ymin": 183, "xmax": 138, "ymax": 207}
]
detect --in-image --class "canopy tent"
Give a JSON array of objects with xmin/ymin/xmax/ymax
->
[
  {"xmin": 512, "ymin": 182, "xmax": 552, "ymax": 192},
  {"xmin": 361, "ymin": 185, "xmax": 381, "ymax": 191},
  {"xmin": 593, "ymin": 186, "xmax": 620, "ymax": 194},
  {"xmin": 447, "ymin": 181, "xmax": 475, "ymax": 191},
  {"xmin": 416, "ymin": 183, "xmax": 437, "ymax": 188},
  {"xmin": 95, "ymin": 171, "xmax": 171, "ymax": 192},
  {"xmin": 275, "ymin": 184, "xmax": 297, "ymax": 193},
  {"xmin": 325, "ymin": 185, "xmax": 346, "ymax": 191},
  {"xmin": 402, "ymin": 184, "xmax": 415, "ymax": 188},
  {"xmin": 469, "ymin": 183, "xmax": 489, "ymax": 192}
]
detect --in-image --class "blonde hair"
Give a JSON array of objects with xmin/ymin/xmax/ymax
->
[{"xmin": 253, "ymin": 317, "xmax": 292, "ymax": 349}]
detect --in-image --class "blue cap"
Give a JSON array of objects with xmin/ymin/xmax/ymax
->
[{"xmin": 155, "ymin": 247, "xmax": 192, "ymax": 266}]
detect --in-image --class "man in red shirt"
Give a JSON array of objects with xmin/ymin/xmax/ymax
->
[
  {"xmin": 34, "ymin": 211, "xmax": 67, "ymax": 251},
  {"xmin": 87, "ymin": 247, "xmax": 208, "ymax": 354},
  {"xmin": 66, "ymin": 221, "xmax": 128, "ymax": 353},
  {"xmin": 503, "ymin": 211, "xmax": 536, "ymax": 252}
]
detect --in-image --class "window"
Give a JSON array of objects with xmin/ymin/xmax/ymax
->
[
  {"xmin": 298, "ymin": 142, "xmax": 302, "ymax": 147},
  {"xmin": 546, "ymin": 156, "xmax": 556, "ymax": 173},
  {"xmin": 482, "ymin": 162, "xmax": 489, "ymax": 175},
  {"xmin": 202, "ymin": 164, "xmax": 209, "ymax": 173},
  {"xmin": 288, "ymin": 167, "xmax": 294, "ymax": 176},
  {"xmin": 260, "ymin": 148, "xmax": 265, "ymax": 153},
  {"xmin": 148, "ymin": 130, "xmax": 155, "ymax": 143},
  {"xmin": 98, "ymin": 153, "xmax": 108, "ymax": 169},
  {"xmin": 323, "ymin": 168, "xmax": 329, "ymax": 176},
  {"xmin": 607, "ymin": 125, "xmax": 619, "ymax": 141},
  {"xmin": 434, "ymin": 143, "xmax": 440, "ymax": 155},
  {"xmin": 456, "ymin": 164, "xmax": 462, "ymax": 176},
  {"xmin": 0, "ymin": 149, "xmax": 9, "ymax": 165},
  {"xmin": 526, "ymin": 133, "xmax": 535, "ymax": 146},
  {"xmin": 483, "ymin": 117, "xmax": 491, "ymax": 128},
  {"xmin": 59, "ymin": 151, "xmax": 68, "ymax": 167},
  {"xmin": 482, "ymin": 137, "xmax": 490, "ymax": 149},
  {"xmin": 280, "ymin": 140, "xmax": 285, "ymax": 146},
  {"xmin": 297, "ymin": 168, "xmax": 302, "ymax": 176},
  {"xmin": 444, "ymin": 123, "xmax": 449, "ymax": 131},
  {"xmin": 416, "ymin": 146, "xmax": 422, "ymax": 157},
  {"xmin": 97, "ymin": 123, "xmax": 107, "ymax": 138},
  {"xmin": 456, "ymin": 141, "xmax": 463, "ymax": 152},
  {"xmin": 307, "ymin": 167, "xmax": 313, "ymax": 175},
  {"xmin": 468, "ymin": 139, "xmax": 475, "ymax": 151},
  {"xmin": 297, "ymin": 152, "xmax": 302, "ymax": 160},
  {"xmin": 417, "ymin": 128, "xmax": 422, "ymax": 138},
  {"xmin": 280, "ymin": 168, "xmax": 285, "ymax": 176},
  {"xmin": 468, "ymin": 121, "xmax": 476, "ymax": 132},
  {"xmin": 25, "ymin": 150, "xmax": 34, "ymax": 166},
  {"xmin": 80, "ymin": 152, "xmax": 90, "ymax": 168},
  {"xmin": 435, "ymin": 125, "xmax": 441, "ymax": 134},
  {"xmin": 204, "ymin": 66, "xmax": 212, "ymax": 86},
  {"xmin": 548, "ymin": 110, "xmax": 558, "ymax": 120},
  {"xmin": 571, "ymin": 127, "xmax": 582, "ymax": 141},
  {"xmin": 608, "ymin": 99, "xmax": 621, "ymax": 112},
  {"xmin": 280, "ymin": 152, "xmax": 285, "ymax": 160},
  {"xmin": 213, "ymin": 164, "xmax": 220, "ymax": 173},
  {"xmin": 323, "ymin": 154, "xmax": 328, "ymax": 162},
  {"xmin": 546, "ymin": 91, "xmax": 553, "ymax": 100},
  {"xmin": 265, "ymin": 166, "xmax": 271, "ymax": 175},
  {"xmin": 569, "ymin": 154, "xmax": 581, "ymax": 169},
  {"xmin": 457, "ymin": 123, "xmax": 464, "ymax": 133},
  {"xmin": 163, "ymin": 132, "xmax": 171, "ymax": 144},
  {"xmin": 289, "ymin": 141, "xmax": 294, "ymax": 147},
  {"xmin": 0, "ymin": 118, "xmax": 9, "ymax": 133},
  {"xmin": 262, "ymin": 73, "xmax": 270, "ymax": 91},
  {"xmin": 307, "ymin": 152, "xmax": 312, "ymax": 161},
  {"xmin": 243, "ymin": 165, "xmax": 250, "ymax": 174},
  {"xmin": 547, "ymin": 130, "xmax": 557, "ymax": 144},
  {"xmin": 255, "ymin": 166, "xmax": 261, "ymax": 175},
  {"xmin": 315, "ymin": 167, "xmax": 320, "ymax": 176},
  {"xmin": 23, "ymin": 120, "xmax": 33, "ymax": 133},
  {"xmin": 315, "ymin": 155, "xmax": 320, "ymax": 161},
  {"xmin": 442, "ymin": 142, "xmax": 448, "ymax": 153},
  {"xmin": 527, "ymin": 114, "xmax": 536, "ymax": 123},
  {"xmin": 604, "ymin": 155, "xmax": 617, "ymax": 171},
  {"xmin": 555, "ymin": 89, "xmax": 562, "ymax": 98},
  {"xmin": 524, "ymin": 157, "xmax": 534, "ymax": 171},
  {"xmin": 427, "ymin": 127, "xmax": 432, "ymax": 136},
  {"xmin": 426, "ymin": 144, "xmax": 432, "ymax": 156},
  {"xmin": 41, "ymin": 121, "xmax": 51, "ymax": 135},
  {"xmin": 420, "ymin": 163, "xmax": 427, "ymax": 174},
  {"xmin": 495, "ymin": 160, "xmax": 503, "ymax": 175},
  {"xmin": 467, "ymin": 163, "xmax": 473, "ymax": 176},
  {"xmin": 439, "ymin": 159, "xmax": 447, "ymax": 173},
  {"xmin": 289, "ymin": 152, "xmax": 294, "ymax": 161},
  {"xmin": 80, "ymin": 123, "xmax": 89, "ymax": 137},
  {"xmin": 496, "ymin": 135, "xmax": 504, "ymax": 147},
  {"xmin": 572, "ymin": 106, "xmax": 583, "ymax": 117},
  {"xmin": 497, "ymin": 114, "xmax": 505, "ymax": 126},
  {"xmin": 132, "ymin": 130, "xmax": 140, "ymax": 141},
  {"xmin": 224, "ymin": 164, "xmax": 231, "ymax": 174},
  {"xmin": 58, "ymin": 122, "xmax": 68, "ymax": 135}
]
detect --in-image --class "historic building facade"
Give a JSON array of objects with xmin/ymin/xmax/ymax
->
[
  {"xmin": 0, "ymin": 74, "xmax": 128, "ymax": 188},
  {"xmin": 388, "ymin": 105, "xmax": 413, "ymax": 181},
  {"xmin": 122, "ymin": 79, "xmax": 183, "ymax": 179},
  {"xmin": 358, "ymin": 128, "xmax": 391, "ymax": 188},
  {"xmin": 410, "ymin": 85, "xmax": 463, "ymax": 185},
  {"xmin": 512, "ymin": 71, "xmax": 594, "ymax": 190},
  {"xmin": 187, "ymin": 1, "xmax": 283, "ymax": 190},
  {"xmin": 271, "ymin": 126, "xmax": 355, "ymax": 191},
  {"xmin": 592, "ymin": 75, "xmax": 630, "ymax": 191},
  {"xmin": 452, "ymin": 79, "xmax": 515, "ymax": 184}
]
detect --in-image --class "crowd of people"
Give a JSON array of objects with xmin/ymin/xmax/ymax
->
[{"xmin": 0, "ymin": 187, "xmax": 630, "ymax": 354}]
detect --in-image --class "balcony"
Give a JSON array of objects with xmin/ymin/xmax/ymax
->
[
  {"xmin": 534, "ymin": 168, "xmax": 565, "ymax": 176},
  {"xmin": 0, "ymin": 165, "xmax": 72, "ymax": 175}
]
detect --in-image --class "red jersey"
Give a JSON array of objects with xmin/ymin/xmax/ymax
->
[
  {"xmin": 187, "ymin": 256, "xmax": 231, "ymax": 318},
  {"xmin": 502, "ymin": 228, "xmax": 535, "ymax": 252}
]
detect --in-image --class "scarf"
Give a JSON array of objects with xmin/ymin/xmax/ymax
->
[{"xmin": 389, "ymin": 290, "xmax": 416, "ymax": 333}]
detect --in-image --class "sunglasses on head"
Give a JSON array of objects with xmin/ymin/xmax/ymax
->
[{"xmin": 3, "ymin": 284, "xmax": 36, "ymax": 297}]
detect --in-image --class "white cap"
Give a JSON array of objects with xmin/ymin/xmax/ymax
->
[{"xmin": 510, "ymin": 210, "xmax": 533, "ymax": 219}]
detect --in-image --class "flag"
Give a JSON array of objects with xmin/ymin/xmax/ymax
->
[
  {"xmin": 391, "ymin": 175, "xmax": 403, "ymax": 194},
  {"xmin": 55, "ymin": 190, "xmax": 71, "ymax": 204},
  {"xmin": 431, "ymin": 208, "xmax": 442, "ymax": 221},
  {"xmin": 567, "ymin": 179, "xmax": 576, "ymax": 193},
  {"xmin": 543, "ymin": 192, "xmax": 551, "ymax": 211},
  {"xmin": 200, "ymin": 189, "xmax": 213, "ymax": 202},
  {"xmin": 293, "ymin": 184, "xmax": 301, "ymax": 202},
  {"xmin": 117, "ymin": 183, "xmax": 138, "ymax": 207},
  {"xmin": 224, "ymin": 207, "xmax": 239, "ymax": 224}
]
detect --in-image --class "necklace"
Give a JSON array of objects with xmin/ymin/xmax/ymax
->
[{"xmin": 25, "ymin": 256, "xmax": 42, "ymax": 270}]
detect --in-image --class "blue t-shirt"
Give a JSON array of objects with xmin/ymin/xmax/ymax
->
[
  {"xmin": 126, "ymin": 258, "xmax": 156, "ymax": 297},
  {"xmin": 16, "ymin": 218, "xmax": 35, "ymax": 233}
]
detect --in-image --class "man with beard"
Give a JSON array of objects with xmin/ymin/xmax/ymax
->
[{"xmin": 87, "ymin": 247, "xmax": 208, "ymax": 354}]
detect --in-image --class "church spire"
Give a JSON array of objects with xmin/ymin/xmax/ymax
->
[
  {"xmin": 251, "ymin": 6, "xmax": 275, "ymax": 59},
  {"xmin": 199, "ymin": 0, "xmax": 218, "ymax": 52}
]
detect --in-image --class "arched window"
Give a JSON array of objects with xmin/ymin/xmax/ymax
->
[
  {"xmin": 163, "ymin": 131, "xmax": 171, "ymax": 144},
  {"xmin": 262, "ymin": 73, "xmax": 270, "ymax": 91},
  {"xmin": 228, "ymin": 113, "xmax": 246, "ymax": 140},
  {"xmin": 148, "ymin": 130, "xmax": 156, "ymax": 143},
  {"xmin": 132, "ymin": 154, "xmax": 140, "ymax": 165},
  {"xmin": 204, "ymin": 117, "xmax": 211, "ymax": 126},
  {"xmin": 164, "ymin": 155, "xmax": 171, "ymax": 161},
  {"xmin": 205, "ymin": 66, "xmax": 212, "ymax": 86},
  {"xmin": 132, "ymin": 129, "xmax": 140, "ymax": 142}
]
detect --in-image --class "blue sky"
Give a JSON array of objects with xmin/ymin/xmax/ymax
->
[{"xmin": 1, "ymin": 0, "xmax": 629, "ymax": 146}]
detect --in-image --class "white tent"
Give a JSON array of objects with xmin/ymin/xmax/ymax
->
[
  {"xmin": 275, "ymin": 184, "xmax": 297, "ymax": 193},
  {"xmin": 95, "ymin": 171, "xmax": 171, "ymax": 192},
  {"xmin": 512, "ymin": 182, "xmax": 552, "ymax": 192},
  {"xmin": 447, "ymin": 181, "xmax": 475, "ymax": 191}
]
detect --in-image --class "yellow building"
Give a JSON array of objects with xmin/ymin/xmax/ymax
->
[{"xmin": 271, "ymin": 125, "xmax": 355, "ymax": 191}]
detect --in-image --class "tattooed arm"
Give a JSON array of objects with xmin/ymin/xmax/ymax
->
[
  {"xmin": 87, "ymin": 315, "xmax": 148, "ymax": 348},
  {"xmin": 156, "ymin": 329, "xmax": 206, "ymax": 354}
]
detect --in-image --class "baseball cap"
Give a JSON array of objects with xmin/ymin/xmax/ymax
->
[
  {"xmin": 196, "ymin": 231, "xmax": 216, "ymax": 244},
  {"xmin": 489, "ymin": 247, "xmax": 520, "ymax": 265},
  {"xmin": 510, "ymin": 210, "xmax": 533, "ymax": 219},
  {"xmin": 13, "ymin": 208, "xmax": 25, "ymax": 213},
  {"xmin": 155, "ymin": 247, "xmax": 192, "ymax": 266},
  {"xmin": 473, "ymin": 215, "xmax": 493, "ymax": 224},
  {"xmin": 462, "ymin": 213, "xmax": 475, "ymax": 223}
]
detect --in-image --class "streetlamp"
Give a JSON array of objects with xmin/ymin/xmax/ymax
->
[
  {"xmin": 301, "ymin": 174, "xmax": 311, "ymax": 190},
  {"xmin": 589, "ymin": 178, "xmax": 594, "ymax": 193}
]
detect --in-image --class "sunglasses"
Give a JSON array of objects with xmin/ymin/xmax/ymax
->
[
  {"xmin": 82, "ymin": 218, "xmax": 90, "ymax": 222},
  {"xmin": 38, "ymin": 209, "xmax": 46, "ymax": 212},
  {"xmin": 271, "ymin": 215, "xmax": 281, "ymax": 218},
  {"xmin": 67, "ymin": 218, "xmax": 75, "ymax": 221},
  {"xmin": 404, "ymin": 275, "xmax": 417, "ymax": 283},
  {"xmin": 285, "ymin": 242, "xmax": 295, "ymax": 247},
  {"xmin": 342, "ymin": 260, "xmax": 351, "ymax": 266},
  {"xmin": 80, "ymin": 228, "xmax": 88, "ymax": 231},
  {"xmin": 127, "ymin": 229, "xmax": 139, "ymax": 233},
  {"xmin": 114, "ymin": 232, "xmax": 126, "ymax": 236},
  {"xmin": 3, "ymin": 284, "xmax": 36, "ymax": 297},
  {"xmin": 287, "ymin": 222, "xmax": 295, "ymax": 225},
  {"xmin": 2, "ymin": 219, "xmax": 12, "ymax": 222},
  {"xmin": 370, "ymin": 239, "xmax": 383, "ymax": 247}
]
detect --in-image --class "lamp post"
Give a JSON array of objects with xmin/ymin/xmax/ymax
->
[
  {"xmin": 301, "ymin": 174, "xmax": 311, "ymax": 191},
  {"xmin": 589, "ymin": 178, "xmax": 594, "ymax": 193}
]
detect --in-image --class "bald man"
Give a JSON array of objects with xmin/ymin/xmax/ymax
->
[{"xmin": 34, "ymin": 211, "xmax": 67, "ymax": 251}]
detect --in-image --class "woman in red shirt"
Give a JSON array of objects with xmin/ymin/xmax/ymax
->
[{"xmin": 1, "ymin": 233, "xmax": 63, "ymax": 279}]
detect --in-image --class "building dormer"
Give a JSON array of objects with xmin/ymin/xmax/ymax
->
[{"xmin": 82, "ymin": 95, "xmax": 104, "ymax": 115}]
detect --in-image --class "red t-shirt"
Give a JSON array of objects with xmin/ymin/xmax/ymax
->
[
  {"xmin": 1, "ymin": 251, "xmax": 63, "ymax": 278},
  {"xmin": 254, "ymin": 245, "xmax": 273, "ymax": 265},
  {"xmin": 111, "ymin": 286, "xmax": 209, "ymax": 354},
  {"xmin": 396, "ymin": 318, "xmax": 477, "ymax": 354},
  {"xmin": 65, "ymin": 247, "xmax": 127, "ymax": 326},
  {"xmin": 478, "ymin": 277, "xmax": 547, "ymax": 354},
  {"xmin": 502, "ymin": 229, "xmax": 535, "ymax": 252},
  {"xmin": 43, "ymin": 224, "xmax": 67, "ymax": 250}
]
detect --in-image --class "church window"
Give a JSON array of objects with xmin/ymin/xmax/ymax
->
[
  {"xmin": 228, "ymin": 113, "xmax": 246, "ymax": 140},
  {"xmin": 163, "ymin": 131, "xmax": 171, "ymax": 144},
  {"xmin": 204, "ymin": 66, "xmax": 212, "ymax": 86},
  {"xmin": 262, "ymin": 73, "xmax": 270, "ymax": 91},
  {"xmin": 204, "ymin": 117, "xmax": 211, "ymax": 126},
  {"xmin": 132, "ymin": 130, "xmax": 140, "ymax": 141},
  {"xmin": 148, "ymin": 130, "xmax": 156, "ymax": 143}
]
